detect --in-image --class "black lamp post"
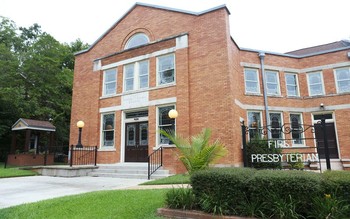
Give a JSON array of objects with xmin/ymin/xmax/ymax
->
[{"xmin": 76, "ymin": 121, "xmax": 85, "ymax": 148}]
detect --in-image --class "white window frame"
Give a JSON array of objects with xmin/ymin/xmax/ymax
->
[
  {"xmin": 285, "ymin": 73, "xmax": 300, "ymax": 97},
  {"xmin": 307, "ymin": 71, "xmax": 325, "ymax": 96},
  {"xmin": 334, "ymin": 67, "xmax": 350, "ymax": 94},
  {"xmin": 100, "ymin": 113, "xmax": 115, "ymax": 148},
  {"xmin": 123, "ymin": 60, "xmax": 149, "ymax": 92},
  {"xmin": 265, "ymin": 70, "xmax": 280, "ymax": 95},
  {"xmin": 157, "ymin": 53, "xmax": 175, "ymax": 86},
  {"xmin": 156, "ymin": 105, "xmax": 176, "ymax": 146},
  {"xmin": 102, "ymin": 69, "xmax": 117, "ymax": 96},
  {"xmin": 247, "ymin": 111, "xmax": 263, "ymax": 140},
  {"xmin": 244, "ymin": 68, "xmax": 260, "ymax": 94},
  {"xmin": 289, "ymin": 113, "xmax": 305, "ymax": 146}
]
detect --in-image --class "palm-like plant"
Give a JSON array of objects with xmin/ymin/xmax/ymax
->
[{"xmin": 159, "ymin": 128, "xmax": 228, "ymax": 174}]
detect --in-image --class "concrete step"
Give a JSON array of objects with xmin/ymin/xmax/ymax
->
[{"xmin": 89, "ymin": 163, "xmax": 170, "ymax": 179}]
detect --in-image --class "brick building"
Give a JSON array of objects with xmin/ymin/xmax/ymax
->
[{"xmin": 70, "ymin": 3, "xmax": 350, "ymax": 173}]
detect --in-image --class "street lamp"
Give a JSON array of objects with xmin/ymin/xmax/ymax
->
[
  {"xmin": 76, "ymin": 120, "xmax": 85, "ymax": 148},
  {"xmin": 168, "ymin": 109, "xmax": 178, "ymax": 119}
]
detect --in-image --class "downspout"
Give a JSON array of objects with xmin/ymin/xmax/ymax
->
[{"xmin": 259, "ymin": 52, "xmax": 270, "ymax": 139}]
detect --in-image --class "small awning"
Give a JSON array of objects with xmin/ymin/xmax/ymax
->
[{"xmin": 11, "ymin": 118, "xmax": 56, "ymax": 132}]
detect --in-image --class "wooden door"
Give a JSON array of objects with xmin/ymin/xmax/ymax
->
[
  {"xmin": 125, "ymin": 122, "xmax": 148, "ymax": 162},
  {"xmin": 314, "ymin": 122, "xmax": 339, "ymax": 159}
]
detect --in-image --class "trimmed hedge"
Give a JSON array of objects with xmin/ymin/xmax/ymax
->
[{"xmin": 190, "ymin": 168, "xmax": 350, "ymax": 217}]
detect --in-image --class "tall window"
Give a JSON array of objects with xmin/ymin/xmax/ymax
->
[
  {"xmin": 290, "ymin": 114, "xmax": 303, "ymax": 145},
  {"xmin": 285, "ymin": 73, "xmax": 299, "ymax": 97},
  {"xmin": 102, "ymin": 114, "xmax": 115, "ymax": 147},
  {"xmin": 125, "ymin": 33, "xmax": 149, "ymax": 49},
  {"xmin": 269, "ymin": 113, "xmax": 282, "ymax": 139},
  {"xmin": 158, "ymin": 54, "xmax": 175, "ymax": 85},
  {"xmin": 247, "ymin": 111, "xmax": 262, "ymax": 140},
  {"xmin": 307, "ymin": 72, "xmax": 324, "ymax": 96},
  {"xmin": 103, "ymin": 69, "xmax": 117, "ymax": 96},
  {"xmin": 244, "ymin": 68, "xmax": 260, "ymax": 94},
  {"xmin": 158, "ymin": 105, "xmax": 175, "ymax": 145},
  {"xmin": 334, "ymin": 67, "xmax": 350, "ymax": 93},
  {"xmin": 265, "ymin": 71, "xmax": 280, "ymax": 95},
  {"xmin": 124, "ymin": 60, "xmax": 149, "ymax": 92}
]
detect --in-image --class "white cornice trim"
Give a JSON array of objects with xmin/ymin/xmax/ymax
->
[
  {"xmin": 234, "ymin": 99, "xmax": 350, "ymax": 112},
  {"xmin": 100, "ymin": 97, "xmax": 177, "ymax": 113},
  {"xmin": 240, "ymin": 61, "xmax": 350, "ymax": 73}
]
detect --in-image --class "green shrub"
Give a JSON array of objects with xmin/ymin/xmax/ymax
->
[
  {"xmin": 246, "ymin": 138, "xmax": 282, "ymax": 169},
  {"xmin": 165, "ymin": 187, "xmax": 197, "ymax": 210},
  {"xmin": 287, "ymin": 153, "xmax": 305, "ymax": 170},
  {"xmin": 191, "ymin": 168, "xmax": 256, "ymax": 215},
  {"xmin": 248, "ymin": 169, "xmax": 322, "ymax": 216},
  {"xmin": 308, "ymin": 194, "xmax": 350, "ymax": 219},
  {"xmin": 322, "ymin": 170, "xmax": 350, "ymax": 204}
]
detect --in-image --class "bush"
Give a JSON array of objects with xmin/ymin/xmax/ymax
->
[
  {"xmin": 191, "ymin": 168, "xmax": 256, "ymax": 215},
  {"xmin": 322, "ymin": 170, "xmax": 350, "ymax": 204},
  {"xmin": 165, "ymin": 187, "xmax": 197, "ymax": 210},
  {"xmin": 248, "ymin": 169, "xmax": 322, "ymax": 216}
]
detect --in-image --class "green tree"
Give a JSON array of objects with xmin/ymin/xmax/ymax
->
[
  {"xmin": 0, "ymin": 16, "xmax": 89, "ymax": 153},
  {"xmin": 160, "ymin": 128, "xmax": 228, "ymax": 174}
]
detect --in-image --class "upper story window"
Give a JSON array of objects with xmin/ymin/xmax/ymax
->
[
  {"xmin": 265, "ymin": 70, "xmax": 280, "ymax": 95},
  {"xmin": 285, "ymin": 73, "xmax": 299, "ymax": 97},
  {"xmin": 124, "ymin": 60, "xmax": 149, "ymax": 92},
  {"xmin": 334, "ymin": 67, "xmax": 350, "ymax": 93},
  {"xmin": 244, "ymin": 68, "xmax": 260, "ymax": 94},
  {"xmin": 125, "ymin": 33, "xmax": 149, "ymax": 49},
  {"xmin": 307, "ymin": 72, "xmax": 324, "ymax": 96},
  {"xmin": 157, "ymin": 54, "xmax": 175, "ymax": 85},
  {"xmin": 103, "ymin": 69, "xmax": 117, "ymax": 96}
]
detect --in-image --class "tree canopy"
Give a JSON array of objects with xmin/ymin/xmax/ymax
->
[{"xmin": 0, "ymin": 16, "xmax": 89, "ymax": 151}]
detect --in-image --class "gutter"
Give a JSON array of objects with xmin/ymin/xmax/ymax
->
[{"xmin": 259, "ymin": 52, "xmax": 270, "ymax": 139}]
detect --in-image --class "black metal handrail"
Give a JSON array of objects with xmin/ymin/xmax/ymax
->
[
  {"xmin": 70, "ymin": 145, "xmax": 97, "ymax": 167},
  {"xmin": 148, "ymin": 146, "xmax": 163, "ymax": 180}
]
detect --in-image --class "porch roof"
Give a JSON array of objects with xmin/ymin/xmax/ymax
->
[{"xmin": 11, "ymin": 118, "xmax": 56, "ymax": 132}]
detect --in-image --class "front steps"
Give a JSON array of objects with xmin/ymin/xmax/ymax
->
[
  {"xmin": 88, "ymin": 163, "xmax": 171, "ymax": 179},
  {"xmin": 309, "ymin": 159, "xmax": 344, "ymax": 171}
]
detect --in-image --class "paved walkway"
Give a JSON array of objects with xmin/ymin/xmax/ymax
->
[{"xmin": 0, "ymin": 176, "xmax": 148, "ymax": 209}]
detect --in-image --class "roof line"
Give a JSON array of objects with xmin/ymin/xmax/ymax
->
[
  {"xmin": 75, "ymin": 3, "xmax": 229, "ymax": 56},
  {"xmin": 240, "ymin": 46, "xmax": 350, "ymax": 58}
]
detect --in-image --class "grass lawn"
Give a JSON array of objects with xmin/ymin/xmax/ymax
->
[
  {"xmin": 0, "ymin": 163, "xmax": 37, "ymax": 178},
  {"xmin": 141, "ymin": 174, "xmax": 190, "ymax": 185},
  {"xmin": 0, "ymin": 189, "xmax": 169, "ymax": 219}
]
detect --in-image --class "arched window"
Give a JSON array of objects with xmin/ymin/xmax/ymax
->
[{"xmin": 125, "ymin": 33, "xmax": 149, "ymax": 49}]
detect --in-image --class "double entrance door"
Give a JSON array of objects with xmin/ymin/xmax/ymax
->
[
  {"xmin": 314, "ymin": 122, "xmax": 339, "ymax": 159},
  {"xmin": 125, "ymin": 122, "xmax": 148, "ymax": 162}
]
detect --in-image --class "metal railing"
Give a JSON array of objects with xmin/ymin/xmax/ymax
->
[
  {"xmin": 69, "ymin": 145, "xmax": 97, "ymax": 166},
  {"xmin": 148, "ymin": 146, "xmax": 163, "ymax": 180}
]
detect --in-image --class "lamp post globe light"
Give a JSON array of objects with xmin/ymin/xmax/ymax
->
[
  {"xmin": 168, "ymin": 109, "xmax": 178, "ymax": 119},
  {"xmin": 76, "ymin": 120, "xmax": 85, "ymax": 148}
]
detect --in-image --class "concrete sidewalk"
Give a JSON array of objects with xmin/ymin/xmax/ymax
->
[{"xmin": 0, "ymin": 176, "xmax": 147, "ymax": 209}]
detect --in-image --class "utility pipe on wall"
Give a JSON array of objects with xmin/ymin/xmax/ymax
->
[{"xmin": 259, "ymin": 52, "xmax": 270, "ymax": 139}]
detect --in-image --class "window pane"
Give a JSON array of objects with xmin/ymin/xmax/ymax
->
[
  {"xmin": 248, "ymin": 112, "xmax": 261, "ymax": 139},
  {"xmin": 290, "ymin": 114, "xmax": 302, "ymax": 144},
  {"xmin": 105, "ymin": 70, "xmax": 116, "ymax": 82},
  {"xmin": 266, "ymin": 72, "xmax": 277, "ymax": 83},
  {"xmin": 126, "ymin": 124, "xmax": 136, "ymax": 146},
  {"xmin": 125, "ymin": 78, "xmax": 134, "ymax": 91},
  {"xmin": 335, "ymin": 68, "xmax": 350, "ymax": 80},
  {"xmin": 287, "ymin": 85, "xmax": 297, "ymax": 96},
  {"xmin": 308, "ymin": 73, "xmax": 321, "ymax": 84},
  {"xmin": 125, "ymin": 33, "xmax": 149, "ymax": 49},
  {"xmin": 139, "ymin": 61, "xmax": 148, "ymax": 76},
  {"xmin": 125, "ymin": 64, "xmax": 134, "ymax": 78},
  {"xmin": 139, "ymin": 75, "xmax": 148, "ymax": 89},
  {"xmin": 338, "ymin": 80, "xmax": 350, "ymax": 93},
  {"xmin": 245, "ymin": 81, "xmax": 258, "ymax": 93},
  {"xmin": 270, "ymin": 113, "xmax": 281, "ymax": 139},
  {"xmin": 103, "ymin": 114, "xmax": 114, "ymax": 147},
  {"xmin": 103, "ymin": 114, "xmax": 114, "ymax": 130},
  {"xmin": 160, "ymin": 69, "xmax": 174, "ymax": 84},
  {"xmin": 104, "ymin": 131, "xmax": 114, "ymax": 146},
  {"xmin": 105, "ymin": 83, "xmax": 116, "ymax": 95},
  {"xmin": 158, "ymin": 106, "xmax": 175, "ymax": 145},
  {"xmin": 310, "ymin": 84, "xmax": 323, "ymax": 95},
  {"xmin": 139, "ymin": 123, "xmax": 148, "ymax": 145},
  {"xmin": 159, "ymin": 55, "xmax": 174, "ymax": 71},
  {"xmin": 245, "ymin": 70, "xmax": 257, "ymax": 81},
  {"xmin": 267, "ymin": 83, "xmax": 278, "ymax": 94},
  {"xmin": 285, "ymin": 74, "xmax": 296, "ymax": 85}
]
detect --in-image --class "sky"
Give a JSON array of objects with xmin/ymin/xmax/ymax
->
[{"xmin": 1, "ymin": 0, "xmax": 349, "ymax": 53}]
